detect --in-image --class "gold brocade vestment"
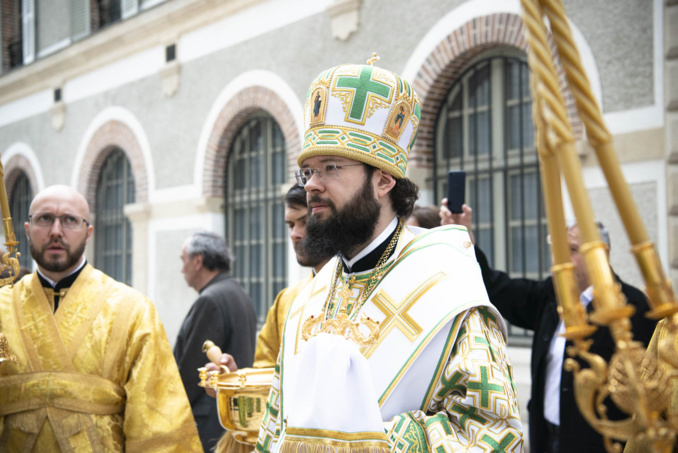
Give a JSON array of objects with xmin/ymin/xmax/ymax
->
[
  {"xmin": 0, "ymin": 265, "xmax": 201, "ymax": 452},
  {"xmin": 253, "ymin": 272, "xmax": 315, "ymax": 368}
]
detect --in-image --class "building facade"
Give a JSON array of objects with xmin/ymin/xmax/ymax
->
[{"xmin": 0, "ymin": 0, "xmax": 672, "ymax": 444}]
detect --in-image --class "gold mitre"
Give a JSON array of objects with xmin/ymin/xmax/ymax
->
[{"xmin": 299, "ymin": 53, "xmax": 421, "ymax": 179}]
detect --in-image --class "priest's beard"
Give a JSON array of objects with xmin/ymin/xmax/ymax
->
[
  {"xmin": 302, "ymin": 176, "xmax": 381, "ymax": 260},
  {"xmin": 29, "ymin": 236, "xmax": 86, "ymax": 274}
]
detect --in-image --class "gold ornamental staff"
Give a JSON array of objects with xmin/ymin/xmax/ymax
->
[
  {"xmin": 521, "ymin": 0, "xmax": 678, "ymax": 451},
  {"xmin": 533, "ymin": 0, "xmax": 677, "ymax": 319},
  {"xmin": 0, "ymin": 158, "xmax": 20, "ymax": 287},
  {"xmin": 0, "ymin": 156, "xmax": 21, "ymax": 366}
]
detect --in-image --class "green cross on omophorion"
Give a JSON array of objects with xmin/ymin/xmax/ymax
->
[
  {"xmin": 451, "ymin": 404, "xmax": 488, "ymax": 429},
  {"xmin": 467, "ymin": 366, "xmax": 503, "ymax": 409},
  {"xmin": 481, "ymin": 432, "xmax": 516, "ymax": 452},
  {"xmin": 336, "ymin": 66, "xmax": 391, "ymax": 121}
]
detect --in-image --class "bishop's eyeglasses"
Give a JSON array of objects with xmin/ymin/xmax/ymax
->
[
  {"xmin": 28, "ymin": 213, "xmax": 90, "ymax": 229},
  {"xmin": 295, "ymin": 163, "xmax": 364, "ymax": 187}
]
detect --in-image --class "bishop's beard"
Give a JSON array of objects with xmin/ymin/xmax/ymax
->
[{"xmin": 301, "ymin": 176, "xmax": 381, "ymax": 260}]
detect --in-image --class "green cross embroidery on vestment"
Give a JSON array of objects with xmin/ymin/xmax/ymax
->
[
  {"xmin": 256, "ymin": 437, "xmax": 271, "ymax": 453},
  {"xmin": 391, "ymin": 413, "xmax": 427, "ymax": 453},
  {"xmin": 266, "ymin": 395, "xmax": 279, "ymax": 418},
  {"xmin": 480, "ymin": 432, "xmax": 516, "ymax": 452},
  {"xmin": 425, "ymin": 413, "xmax": 453, "ymax": 435},
  {"xmin": 436, "ymin": 370, "xmax": 466, "ymax": 399},
  {"xmin": 477, "ymin": 306, "xmax": 498, "ymax": 325},
  {"xmin": 475, "ymin": 336, "xmax": 497, "ymax": 362},
  {"xmin": 467, "ymin": 366, "xmax": 503, "ymax": 409},
  {"xmin": 506, "ymin": 369, "xmax": 518, "ymax": 394},
  {"xmin": 336, "ymin": 66, "xmax": 391, "ymax": 121},
  {"xmin": 450, "ymin": 404, "xmax": 488, "ymax": 429}
]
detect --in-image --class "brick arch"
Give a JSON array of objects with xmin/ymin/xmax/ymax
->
[
  {"xmin": 408, "ymin": 13, "xmax": 582, "ymax": 169},
  {"xmin": 5, "ymin": 155, "xmax": 39, "ymax": 199},
  {"xmin": 202, "ymin": 86, "xmax": 302, "ymax": 198},
  {"xmin": 77, "ymin": 120, "xmax": 149, "ymax": 210}
]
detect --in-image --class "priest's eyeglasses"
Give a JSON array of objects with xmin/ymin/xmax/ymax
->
[
  {"xmin": 28, "ymin": 213, "xmax": 90, "ymax": 229},
  {"xmin": 295, "ymin": 163, "xmax": 364, "ymax": 187}
]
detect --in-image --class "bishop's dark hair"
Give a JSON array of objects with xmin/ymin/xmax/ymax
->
[{"xmin": 364, "ymin": 165, "xmax": 419, "ymax": 219}]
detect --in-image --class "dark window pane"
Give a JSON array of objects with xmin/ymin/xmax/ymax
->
[
  {"xmin": 476, "ymin": 110, "xmax": 490, "ymax": 155},
  {"xmin": 436, "ymin": 55, "xmax": 543, "ymax": 342},
  {"xmin": 524, "ymin": 172, "xmax": 539, "ymax": 220},
  {"xmin": 522, "ymin": 102, "xmax": 534, "ymax": 149},
  {"xmin": 272, "ymin": 203, "xmax": 285, "ymax": 239},
  {"xmin": 446, "ymin": 116, "xmax": 462, "ymax": 159},
  {"xmin": 476, "ymin": 177, "xmax": 492, "ymax": 224},
  {"xmin": 508, "ymin": 105, "xmax": 521, "ymax": 150},
  {"xmin": 510, "ymin": 174, "xmax": 523, "ymax": 221},
  {"xmin": 510, "ymin": 227, "xmax": 524, "ymax": 273},
  {"xmin": 507, "ymin": 60, "xmax": 521, "ymax": 101},
  {"xmin": 226, "ymin": 115, "xmax": 287, "ymax": 326},
  {"xmin": 95, "ymin": 149, "xmax": 135, "ymax": 285},
  {"xmin": 273, "ymin": 243, "xmax": 285, "ymax": 278},
  {"xmin": 9, "ymin": 173, "xmax": 33, "ymax": 269},
  {"xmin": 477, "ymin": 229, "xmax": 493, "ymax": 265},
  {"xmin": 524, "ymin": 225, "xmax": 539, "ymax": 274}
]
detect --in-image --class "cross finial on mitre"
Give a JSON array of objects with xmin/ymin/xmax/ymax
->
[{"xmin": 366, "ymin": 52, "xmax": 379, "ymax": 66}]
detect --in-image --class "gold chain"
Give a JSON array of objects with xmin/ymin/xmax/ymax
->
[{"xmin": 322, "ymin": 219, "xmax": 404, "ymax": 320}]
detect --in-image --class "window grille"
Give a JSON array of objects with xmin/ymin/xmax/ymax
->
[
  {"xmin": 225, "ymin": 114, "xmax": 287, "ymax": 326},
  {"xmin": 95, "ymin": 148, "xmax": 135, "ymax": 285},
  {"xmin": 435, "ymin": 55, "xmax": 548, "ymax": 343},
  {"xmin": 9, "ymin": 172, "xmax": 32, "ymax": 269}
]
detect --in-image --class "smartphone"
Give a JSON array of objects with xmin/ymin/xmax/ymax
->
[{"xmin": 447, "ymin": 170, "xmax": 466, "ymax": 214}]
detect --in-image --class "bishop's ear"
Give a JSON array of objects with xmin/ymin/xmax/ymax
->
[{"xmin": 374, "ymin": 169, "xmax": 396, "ymax": 199}]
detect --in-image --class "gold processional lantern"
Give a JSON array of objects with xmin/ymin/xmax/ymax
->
[
  {"xmin": 522, "ymin": 0, "xmax": 678, "ymax": 451},
  {"xmin": 0, "ymin": 156, "xmax": 22, "ymax": 367},
  {"xmin": 198, "ymin": 340, "xmax": 273, "ymax": 447}
]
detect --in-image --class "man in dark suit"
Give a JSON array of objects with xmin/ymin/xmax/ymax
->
[
  {"xmin": 441, "ymin": 202, "xmax": 657, "ymax": 453},
  {"xmin": 174, "ymin": 231, "xmax": 257, "ymax": 452}
]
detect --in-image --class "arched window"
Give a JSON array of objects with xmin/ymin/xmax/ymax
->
[
  {"xmin": 226, "ymin": 113, "xmax": 287, "ymax": 325},
  {"xmin": 95, "ymin": 148, "xmax": 135, "ymax": 285},
  {"xmin": 435, "ymin": 53, "xmax": 548, "ymax": 340},
  {"xmin": 9, "ymin": 172, "xmax": 33, "ymax": 269}
]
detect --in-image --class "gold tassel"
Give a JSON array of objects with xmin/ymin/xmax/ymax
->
[
  {"xmin": 278, "ymin": 433, "xmax": 390, "ymax": 453},
  {"xmin": 279, "ymin": 440, "xmax": 390, "ymax": 453}
]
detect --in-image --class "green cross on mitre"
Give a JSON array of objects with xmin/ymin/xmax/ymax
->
[{"xmin": 336, "ymin": 66, "xmax": 392, "ymax": 122}]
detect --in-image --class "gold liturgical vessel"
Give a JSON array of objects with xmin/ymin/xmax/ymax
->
[
  {"xmin": 521, "ymin": 0, "xmax": 678, "ymax": 451},
  {"xmin": 198, "ymin": 340, "xmax": 273, "ymax": 447},
  {"xmin": 0, "ymin": 154, "xmax": 23, "ymax": 366}
]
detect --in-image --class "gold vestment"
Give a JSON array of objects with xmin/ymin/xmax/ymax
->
[
  {"xmin": 0, "ymin": 265, "xmax": 201, "ymax": 452},
  {"xmin": 253, "ymin": 272, "xmax": 314, "ymax": 368}
]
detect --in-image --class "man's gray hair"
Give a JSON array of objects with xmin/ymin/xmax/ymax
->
[
  {"xmin": 186, "ymin": 231, "xmax": 234, "ymax": 272},
  {"xmin": 566, "ymin": 221, "xmax": 611, "ymax": 249}
]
